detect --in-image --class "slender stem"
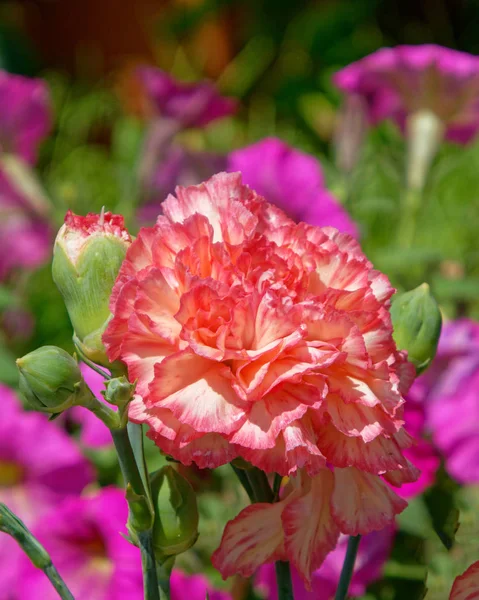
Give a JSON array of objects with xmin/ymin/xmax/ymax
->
[
  {"xmin": 138, "ymin": 531, "xmax": 161, "ymax": 600},
  {"xmin": 81, "ymin": 393, "xmax": 119, "ymax": 430},
  {"xmin": 231, "ymin": 465, "xmax": 255, "ymax": 503},
  {"xmin": 110, "ymin": 426, "xmax": 147, "ymax": 496},
  {"xmin": 0, "ymin": 504, "xmax": 74, "ymax": 600},
  {"xmin": 397, "ymin": 188, "xmax": 422, "ymax": 249},
  {"xmin": 334, "ymin": 535, "xmax": 361, "ymax": 600},
  {"xmin": 44, "ymin": 565, "xmax": 75, "ymax": 600},
  {"xmin": 246, "ymin": 468, "xmax": 274, "ymax": 503},
  {"xmin": 275, "ymin": 561, "xmax": 294, "ymax": 600}
]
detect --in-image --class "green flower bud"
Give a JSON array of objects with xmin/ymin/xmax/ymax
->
[
  {"xmin": 150, "ymin": 466, "xmax": 199, "ymax": 561},
  {"xmin": 52, "ymin": 210, "xmax": 132, "ymax": 366},
  {"xmin": 391, "ymin": 283, "xmax": 442, "ymax": 375},
  {"xmin": 102, "ymin": 376, "xmax": 135, "ymax": 409},
  {"xmin": 16, "ymin": 346, "xmax": 89, "ymax": 413}
]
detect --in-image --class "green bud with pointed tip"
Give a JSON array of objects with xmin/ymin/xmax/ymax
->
[
  {"xmin": 52, "ymin": 210, "xmax": 132, "ymax": 366},
  {"xmin": 102, "ymin": 376, "xmax": 135, "ymax": 409},
  {"xmin": 150, "ymin": 466, "xmax": 199, "ymax": 561},
  {"xmin": 16, "ymin": 346, "xmax": 90, "ymax": 413},
  {"xmin": 391, "ymin": 283, "xmax": 442, "ymax": 374}
]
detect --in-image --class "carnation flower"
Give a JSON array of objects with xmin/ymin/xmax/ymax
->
[
  {"xmin": 137, "ymin": 66, "xmax": 237, "ymax": 128},
  {"xmin": 333, "ymin": 45, "xmax": 479, "ymax": 144},
  {"xmin": 256, "ymin": 527, "xmax": 394, "ymax": 599},
  {"xmin": 449, "ymin": 560, "xmax": 479, "ymax": 600},
  {"xmin": 171, "ymin": 570, "xmax": 231, "ymax": 600},
  {"xmin": 0, "ymin": 385, "xmax": 93, "ymax": 598},
  {"xmin": 16, "ymin": 487, "xmax": 143, "ymax": 599},
  {"xmin": 0, "ymin": 70, "xmax": 50, "ymax": 164},
  {"xmin": 227, "ymin": 137, "xmax": 358, "ymax": 237},
  {"xmin": 104, "ymin": 172, "xmax": 418, "ymax": 583},
  {"xmin": 410, "ymin": 319, "xmax": 479, "ymax": 484}
]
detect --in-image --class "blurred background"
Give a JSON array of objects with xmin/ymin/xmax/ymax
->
[{"xmin": 1, "ymin": 2, "xmax": 479, "ymax": 599}]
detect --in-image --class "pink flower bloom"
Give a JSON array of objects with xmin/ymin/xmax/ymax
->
[
  {"xmin": 0, "ymin": 70, "xmax": 51, "ymax": 164},
  {"xmin": 410, "ymin": 319, "xmax": 479, "ymax": 484},
  {"xmin": 256, "ymin": 527, "xmax": 395, "ymax": 599},
  {"xmin": 137, "ymin": 67, "xmax": 237, "ymax": 128},
  {"xmin": 228, "ymin": 138, "xmax": 358, "ymax": 237},
  {"xmin": 16, "ymin": 487, "xmax": 143, "ymax": 599},
  {"xmin": 449, "ymin": 560, "xmax": 479, "ymax": 600},
  {"xmin": 0, "ymin": 167, "xmax": 51, "ymax": 279},
  {"xmin": 104, "ymin": 172, "xmax": 418, "ymax": 584},
  {"xmin": 68, "ymin": 363, "xmax": 114, "ymax": 448},
  {"xmin": 171, "ymin": 571, "xmax": 232, "ymax": 600},
  {"xmin": 334, "ymin": 45, "xmax": 479, "ymax": 143},
  {"xmin": 0, "ymin": 385, "xmax": 93, "ymax": 598}
]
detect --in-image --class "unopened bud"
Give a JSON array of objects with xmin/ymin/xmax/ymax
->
[
  {"xmin": 150, "ymin": 466, "xmax": 199, "ymax": 560},
  {"xmin": 16, "ymin": 346, "xmax": 89, "ymax": 413},
  {"xmin": 406, "ymin": 110, "xmax": 445, "ymax": 191},
  {"xmin": 391, "ymin": 283, "xmax": 442, "ymax": 374},
  {"xmin": 52, "ymin": 210, "xmax": 132, "ymax": 366}
]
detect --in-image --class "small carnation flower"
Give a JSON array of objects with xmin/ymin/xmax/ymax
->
[
  {"xmin": 0, "ymin": 70, "xmax": 51, "ymax": 164},
  {"xmin": 137, "ymin": 66, "xmax": 237, "ymax": 128},
  {"xmin": 334, "ymin": 44, "xmax": 479, "ymax": 144},
  {"xmin": 0, "ymin": 385, "xmax": 93, "ymax": 599},
  {"xmin": 227, "ymin": 137, "xmax": 358, "ymax": 237},
  {"xmin": 411, "ymin": 319, "xmax": 479, "ymax": 484},
  {"xmin": 16, "ymin": 487, "xmax": 143, "ymax": 599},
  {"xmin": 104, "ymin": 172, "xmax": 418, "ymax": 583},
  {"xmin": 256, "ymin": 527, "xmax": 395, "ymax": 599}
]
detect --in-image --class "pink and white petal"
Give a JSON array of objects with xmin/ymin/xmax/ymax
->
[
  {"xmin": 103, "ymin": 279, "xmax": 138, "ymax": 360},
  {"xmin": 228, "ymin": 394, "xmax": 309, "ymax": 450},
  {"xmin": 148, "ymin": 430, "xmax": 236, "ymax": 469},
  {"xmin": 149, "ymin": 351, "xmax": 247, "ymax": 435},
  {"xmin": 382, "ymin": 460, "xmax": 421, "ymax": 487},
  {"xmin": 316, "ymin": 422, "xmax": 407, "ymax": 473},
  {"xmin": 449, "ymin": 560, "xmax": 479, "ymax": 600},
  {"xmin": 212, "ymin": 502, "xmax": 287, "ymax": 579},
  {"xmin": 282, "ymin": 469, "xmax": 340, "ymax": 586},
  {"xmin": 325, "ymin": 394, "xmax": 401, "ymax": 442},
  {"xmin": 331, "ymin": 467, "xmax": 407, "ymax": 536}
]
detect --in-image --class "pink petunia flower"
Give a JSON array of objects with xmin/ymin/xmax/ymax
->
[
  {"xmin": 227, "ymin": 138, "xmax": 358, "ymax": 237},
  {"xmin": 334, "ymin": 45, "xmax": 479, "ymax": 144},
  {"xmin": 103, "ymin": 172, "xmax": 418, "ymax": 583},
  {"xmin": 410, "ymin": 319, "xmax": 479, "ymax": 484},
  {"xmin": 0, "ymin": 166, "xmax": 51, "ymax": 280},
  {"xmin": 256, "ymin": 527, "xmax": 395, "ymax": 599},
  {"xmin": 0, "ymin": 70, "xmax": 51, "ymax": 164},
  {"xmin": 68, "ymin": 363, "xmax": 114, "ymax": 448},
  {"xmin": 171, "ymin": 570, "xmax": 232, "ymax": 600},
  {"xmin": 0, "ymin": 385, "xmax": 93, "ymax": 598},
  {"xmin": 16, "ymin": 487, "xmax": 143, "ymax": 599},
  {"xmin": 137, "ymin": 66, "xmax": 237, "ymax": 128}
]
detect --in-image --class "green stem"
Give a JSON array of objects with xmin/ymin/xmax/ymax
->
[
  {"xmin": 81, "ymin": 393, "xmax": 120, "ymax": 430},
  {"xmin": 334, "ymin": 535, "xmax": 361, "ymax": 600},
  {"xmin": 275, "ymin": 561, "xmax": 294, "ymax": 600},
  {"xmin": 138, "ymin": 531, "xmax": 161, "ymax": 600},
  {"xmin": 110, "ymin": 428, "xmax": 160, "ymax": 599},
  {"xmin": 397, "ymin": 188, "xmax": 422, "ymax": 249},
  {"xmin": 246, "ymin": 468, "xmax": 274, "ymax": 503},
  {"xmin": 231, "ymin": 465, "xmax": 255, "ymax": 503},
  {"xmin": 0, "ymin": 504, "xmax": 74, "ymax": 600}
]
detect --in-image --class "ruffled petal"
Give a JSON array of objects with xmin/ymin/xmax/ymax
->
[{"xmin": 449, "ymin": 560, "xmax": 479, "ymax": 600}]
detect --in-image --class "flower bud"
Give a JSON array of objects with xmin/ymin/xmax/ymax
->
[
  {"xmin": 52, "ymin": 210, "xmax": 132, "ymax": 365},
  {"xmin": 406, "ymin": 110, "xmax": 445, "ymax": 191},
  {"xmin": 391, "ymin": 283, "xmax": 442, "ymax": 374},
  {"xmin": 150, "ymin": 466, "xmax": 199, "ymax": 560},
  {"xmin": 16, "ymin": 346, "xmax": 89, "ymax": 413},
  {"xmin": 102, "ymin": 376, "xmax": 135, "ymax": 409}
]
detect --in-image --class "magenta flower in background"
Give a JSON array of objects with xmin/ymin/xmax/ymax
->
[
  {"xmin": 68, "ymin": 363, "xmax": 114, "ymax": 448},
  {"xmin": 137, "ymin": 66, "xmax": 237, "ymax": 128},
  {"xmin": 16, "ymin": 487, "xmax": 143, "ymax": 599},
  {"xmin": 0, "ymin": 70, "xmax": 51, "ymax": 164},
  {"xmin": 334, "ymin": 45, "xmax": 479, "ymax": 144},
  {"xmin": 256, "ymin": 528, "xmax": 395, "ymax": 600},
  {"xmin": 410, "ymin": 319, "xmax": 479, "ymax": 484},
  {"xmin": 0, "ymin": 385, "xmax": 93, "ymax": 598},
  {"xmin": 0, "ymin": 167, "xmax": 51, "ymax": 279},
  {"xmin": 171, "ymin": 571, "xmax": 231, "ymax": 600},
  {"xmin": 227, "ymin": 137, "xmax": 358, "ymax": 236}
]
